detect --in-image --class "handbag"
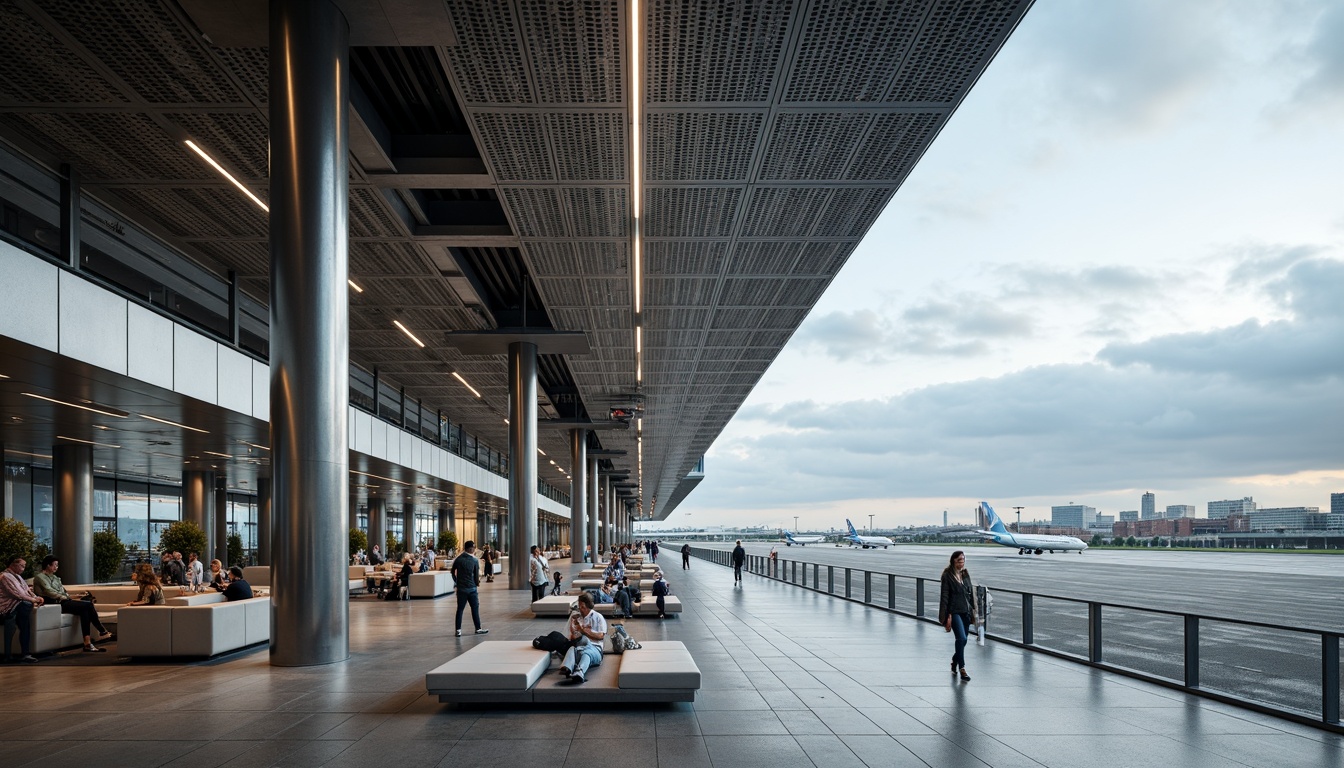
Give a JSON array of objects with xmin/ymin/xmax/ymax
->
[{"xmin": 80, "ymin": 592, "xmax": 97, "ymax": 604}]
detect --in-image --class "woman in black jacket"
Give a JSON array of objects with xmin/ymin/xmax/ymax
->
[{"xmin": 937, "ymin": 550, "xmax": 977, "ymax": 681}]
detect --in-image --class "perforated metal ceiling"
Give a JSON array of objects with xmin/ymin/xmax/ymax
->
[{"xmin": 0, "ymin": 0, "xmax": 1031, "ymax": 519}]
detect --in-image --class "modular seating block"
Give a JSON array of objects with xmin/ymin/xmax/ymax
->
[
  {"xmin": 530, "ymin": 595, "xmax": 577, "ymax": 616},
  {"xmin": 408, "ymin": 570, "xmax": 455, "ymax": 598},
  {"xmin": 426, "ymin": 640, "xmax": 700, "ymax": 704},
  {"xmin": 593, "ymin": 595, "xmax": 681, "ymax": 617},
  {"xmin": 349, "ymin": 565, "xmax": 372, "ymax": 591},
  {"xmin": 171, "ymin": 601, "xmax": 247, "ymax": 657},
  {"xmin": 242, "ymin": 566, "xmax": 270, "ymax": 587},
  {"xmin": 116, "ymin": 606, "xmax": 174, "ymax": 657},
  {"xmin": 117, "ymin": 597, "xmax": 271, "ymax": 658}
]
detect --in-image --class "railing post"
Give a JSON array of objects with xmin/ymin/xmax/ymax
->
[
  {"xmin": 1184, "ymin": 615, "xmax": 1200, "ymax": 689},
  {"xmin": 1325, "ymin": 633, "xmax": 1340, "ymax": 725},
  {"xmin": 827, "ymin": 565, "xmax": 834, "ymax": 594},
  {"xmin": 1088, "ymin": 602, "xmax": 1103, "ymax": 663},
  {"xmin": 844, "ymin": 568, "xmax": 851, "ymax": 598},
  {"xmin": 915, "ymin": 578, "xmax": 924, "ymax": 616},
  {"xmin": 863, "ymin": 571, "xmax": 871, "ymax": 603},
  {"xmin": 890, "ymin": 574, "xmax": 897, "ymax": 611},
  {"xmin": 1023, "ymin": 594, "xmax": 1034, "ymax": 645},
  {"xmin": 792, "ymin": 560, "xmax": 797, "ymax": 584}
]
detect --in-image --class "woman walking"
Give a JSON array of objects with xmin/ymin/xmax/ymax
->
[{"xmin": 938, "ymin": 550, "xmax": 977, "ymax": 682}]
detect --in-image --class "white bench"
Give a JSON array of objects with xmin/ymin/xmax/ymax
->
[
  {"xmin": 531, "ymin": 595, "xmax": 682, "ymax": 618},
  {"xmin": 116, "ymin": 597, "xmax": 270, "ymax": 657},
  {"xmin": 425, "ymin": 640, "xmax": 699, "ymax": 704},
  {"xmin": 408, "ymin": 570, "xmax": 455, "ymax": 598}
]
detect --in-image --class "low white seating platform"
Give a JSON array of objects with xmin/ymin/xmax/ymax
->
[
  {"xmin": 426, "ymin": 640, "xmax": 699, "ymax": 704},
  {"xmin": 116, "ymin": 596, "xmax": 270, "ymax": 658},
  {"xmin": 408, "ymin": 570, "xmax": 455, "ymax": 598},
  {"xmin": 530, "ymin": 595, "xmax": 682, "ymax": 617}
]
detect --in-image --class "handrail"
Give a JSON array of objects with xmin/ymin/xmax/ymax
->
[{"xmin": 683, "ymin": 545, "xmax": 1342, "ymax": 733}]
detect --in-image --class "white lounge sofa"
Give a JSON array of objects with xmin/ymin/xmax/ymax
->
[
  {"xmin": 117, "ymin": 596, "xmax": 270, "ymax": 658},
  {"xmin": 407, "ymin": 570, "xmax": 455, "ymax": 598}
]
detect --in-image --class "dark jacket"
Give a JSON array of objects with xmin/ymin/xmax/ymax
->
[
  {"xmin": 452, "ymin": 552, "xmax": 481, "ymax": 591},
  {"xmin": 937, "ymin": 569, "xmax": 977, "ymax": 625},
  {"xmin": 731, "ymin": 546, "xmax": 746, "ymax": 566},
  {"xmin": 222, "ymin": 579, "xmax": 253, "ymax": 602}
]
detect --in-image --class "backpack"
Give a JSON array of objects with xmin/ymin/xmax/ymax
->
[
  {"xmin": 610, "ymin": 624, "xmax": 641, "ymax": 654},
  {"xmin": 532, "ymin": 630, "xmax": 570, "ymax": 655}
]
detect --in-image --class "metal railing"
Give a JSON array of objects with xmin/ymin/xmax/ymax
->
[{"xmin": 688, "ymin": 546, "xmax": 1342, "ymax": 733}]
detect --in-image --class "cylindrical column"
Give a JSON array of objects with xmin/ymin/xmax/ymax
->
[
  {"xmin": 402, "ymin": 505, "xmax": 416, "ymax": 555},
  {"xmin": 257, "ymin": 478, "xmax": 272, "ymax": 566},
  {"xmin": 269, "ymin": 0, "xmax": 351, "ymax": 667},
  {"xmin": 437, "ymin": 507, "xmax": 450, "ymax": 548},
  {"xmin": 507, "ymin": 341, "xmax": 538, "ymax": 590},
  {"xmin": 214, "ymin": 477, "xmax": 228, "ymax": 566},
  {"xmin": 569, "ymin": 430, "xmax": 587, "ymax": 563},
  {"xmin": 369, "ymin": 498, "xmax": 386, "ymax": 559},
  {"xmin": 588, "ymin": 457, "xmax": 599, "ymax": 562},
  {"xmin": 182, "ymin": 470, "xmax": 215, "ymax": 555},
  {"xmin": 53, "ymin": 444, "xmax": 93, "ymax": 585}
]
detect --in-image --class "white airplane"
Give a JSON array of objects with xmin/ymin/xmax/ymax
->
[
  {"xmin": 780, "ymin": 530, "xmax": 826, "ymax": 546},
  {"xmin": 844, "ymin": 519, "xmax": 895, "ymax": 549},
  {"xmin": 976, "ymin": 502, "xmax": 1088, "ymax": 555}
]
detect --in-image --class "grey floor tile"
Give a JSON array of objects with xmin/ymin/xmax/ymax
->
[
  {"xmin": 995, "ymin": 734, "xmax": 1239, "ymax": 768},
  {"xmin": 564, "ymin": 737, "xmax": 658, "ymax": 767},
  {"xmin": 161, "ymin": 740, "xmax": 259, "ymax": 768},
  {"xmin": 703, "ymin": 734, "xmax": 815, "ymax": 768},
  {"xmin": 459, "ymin": 712, "xmax": 580, "ymax": 740},
  {"xmin": 574, "ymin": 711, "xmax": 657, "ymax": 739},
  {"xmin": 794, "ymin": 734, "xmax": 868, "ymax": 768},
  {"xmin": 695, "ymin": 709, "xmax": 790, "ymax": 736},
  {"xmin": 438, "ymin": 738, "xmax": 571, "ymax": 766},
  {"xmin": 657, "ymin": 737, "xmax": 712, "ymax": 768},
  {"xmin": 838, "ymin": 735, "xmax": 929, "ymax": 768},
  {"xmin": 776, "ymin": 708, "xmax": 835, "ymax": 735}
]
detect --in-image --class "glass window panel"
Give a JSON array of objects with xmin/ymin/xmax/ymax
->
[
  {"xmin": 31, "ymin": 467, "xmax": 53, "ymax": 547},
  {"xmin": 350, "ymin": 365, "xmax": 375, "ymax": 412},
  {"xmin": 5, "ymin": 463, "xmax": 34, "ymax": 529},
  {"xmin": 0, "ymin": 142, "xmax": 61, "ymax": 259},
  {"xmin": 150, "ymin": 487, "xmax": 180, "ymax": 522},
  {"xmin": 117, "ymin": 480, "xmax": 150, "ymax": 556}
]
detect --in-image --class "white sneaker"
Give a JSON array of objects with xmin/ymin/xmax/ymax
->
[
  {"xmin": 455, "ymin": 629, "xmax": 462, "ymax": 637},
  {"xmin": 475, "ymin": 628, "xmax": 489, "ymax": 635}
]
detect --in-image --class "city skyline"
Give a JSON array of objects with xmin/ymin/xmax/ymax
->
[{"xmin": 676, "ymin": 0, "xmax": 1344, "ymax": 530}]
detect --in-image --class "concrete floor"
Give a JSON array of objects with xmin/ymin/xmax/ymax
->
[{"xmin": 0, "ymin": 554, "xmax": 1340, "ymax": 768}]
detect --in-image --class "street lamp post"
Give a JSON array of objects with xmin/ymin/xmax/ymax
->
[
  {"xmin": 868, "ymin": 514, "xmax": 874, "ymax": 533},
  {"xmin": 794, "ymin": 515, "xmax": 799, "ymax": 532},
  {"xmin": 1013, "ymin": 506, "xmax": 1024, "ymax": 532}
]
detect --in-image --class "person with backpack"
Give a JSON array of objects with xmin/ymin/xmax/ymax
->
[
  {"xmin": 681, "ymin": 543, "xmax": 691, "ymax": 570},
  {"xmin": 651, "ymin": 569, "xmax": 670, "ymax": 619},
  {"xmin": 731, "ymin": 540, "xmax": 746, "ymax": 585}
]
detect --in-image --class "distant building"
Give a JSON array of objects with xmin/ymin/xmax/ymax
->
[
  {"xmin": 1165, "ymin": 505, "xmax": 1195, "ymax": 519},
  {"xmin": 1208, "ymin": 497, "xmax": 1256, "ymax": 519},
  {"xmin": 1113, "ymin": 518, "xmax": 1195, "ymax": 538},
  {"xmin": 1052, "ymin": 504, "xmax": 1097, "ymax": 528},
  {"xmin": 1249, "ymin": 507, "xmax": 1322, "ymax": 531},
  {"xmin": 1118, "ymin": 510, "xmax": 1139, "ymax": 521},
  {"xmin": 1141, "ymin": 492, "xmax": 1157, "ymax": 520},
  {"xmin": 1332, "ymin": 492, "xmax": 1343, "ymax": 516},
  {"xmin": 1089, "ymin": 514, "xmax": 1115, "ymax": 531}
]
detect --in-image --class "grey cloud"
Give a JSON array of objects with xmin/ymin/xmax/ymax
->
[
  {"xmin": 698, "ymin": 270, "xmax": 1343, "ymax": 510},
  {"xmin": 1291, "ymin": 2, "xmax": 1344, "ymax": 107},
  {"xmin": 794, "ymin": 299, "xmax": 1033, "ymax": 362},
  {"xmin": 995, "ymin": 264, "xmax": 1160, "ymax": 299},
  {"xmin": 1225, "ymin": 243, "xmax": 1330, "ymax": 287}
]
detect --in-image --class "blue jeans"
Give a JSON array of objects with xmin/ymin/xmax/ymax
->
[
  {"xmin": 561, "ymin": 640, "xmax": 603, "ymax": 678},
  {"xmin": 950, "ymin": 612, "xmax": 972, "ymax": 668}
]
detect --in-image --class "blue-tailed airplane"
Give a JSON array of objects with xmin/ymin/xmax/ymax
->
[
  {"xmin": 780, "ymin": 530, "xmax": 826, "ymax": 546},
  {"xmin": 976, "ymin": 502, "xmax": 1088, "ymax": 555},
  {"xmin": 844, "ymin": 519, "xmax": 895, "ymax": 549}
]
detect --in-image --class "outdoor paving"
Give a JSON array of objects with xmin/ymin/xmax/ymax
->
[{"xmin": 0, "ymin": 553, "xmax": 1339, "ymax": 768}]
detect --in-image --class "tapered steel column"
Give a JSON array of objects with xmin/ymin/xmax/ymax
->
[
  {"xmin": 569, "ymin": 430, "xmax": 587, "ymax": 563},
  {"xmin": 507, "ymin": 341, "xmax": 538, "ymax": 590},
  {"xmin": 369, "ymin": 498, "xmax": 386, "ymax": 558},
  {"xmin": 588, "ymin": 457, "xmax": 599, "ymax": 561},
  {"xmin": 182, "ymin": 470, "xmax": 215, "ymax": 554},
  {"xmin": 257, "ymin": 478, "xmax": 272, "ymax": 566},
  {"xmin": 269, "ymin": 0, "xmax": 350, "ymax": 666},
  {"xmin": 52, "ymin": 444, "xmax": 93, "ymax": 585},
  {"xmin": 214, "ymin": 477, "xmax": 228, "ymax": 565}
]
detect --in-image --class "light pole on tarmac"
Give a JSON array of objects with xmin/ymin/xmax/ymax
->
[
  {"xmin": 1013, "ymin": 506, "xmax": 1025, "ymax": 532},
  {"xmin": 868, "ymin": 514, "xmax": 874, "ymax": 533},
  {"xmin": 794, "ymin": 515, "xmax": 799, "ymax": 532}
]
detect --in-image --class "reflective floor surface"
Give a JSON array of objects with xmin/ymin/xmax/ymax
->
[{"xmin": 1, "ymin": 554, "xmax": 1340, "ymax": 768}]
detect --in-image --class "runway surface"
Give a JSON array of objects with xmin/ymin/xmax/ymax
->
[{"xmin": 678, "ymin": 541, "xmax": 1344, "ymax": 719}]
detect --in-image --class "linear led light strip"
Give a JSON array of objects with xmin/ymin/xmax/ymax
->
[
  {"xmin": 348, "ymin": 279, "xmax": 364, "ymax": 292},
  {"xmin": 350, "ymin": 469, "xmax": 410, "ymax": 486},
  {"xmin": 184, "ymin": 140, "xmax": 269, "ymax": 212},
  {"xmin": 631, "ymin": 0, "xmax": 645, "ymax": 508},
  {"xmin": 392, "ymin": 320, "xmax": 425, "ymax": 348},
  {"xmin": 139, "ymin": 413, "xmax": 209, "ymax": 433},
  {"xmin": 452, "ymin": 371, "xmax": 482, "ymax": 398},
  {"xmin": 57, "ymin": 435, "xmax": 121, "ymax": 449},
  {"xmin": 21, "ymin": 392, "xmax": 127, "ymax": 418}
]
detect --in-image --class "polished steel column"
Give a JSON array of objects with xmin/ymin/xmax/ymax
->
[
  {"xmin": 269, "ymin": 0, "xmax": 350, "ymax": 667},
  {"xmin": 257, "ymin": 478, "xmax": 272, "ymax": 566},
  {"xmin": 369, "ymin": 498, "xmax": 386, "ymax": 558},
  {"xmin": 214, "ymin": 477, "xmax": 228, "ymax": 565},
  {"xmin": 588, "ymin": 457, "xmax": 599, "ymax": 561},
  {"xmin": 569, "ymin": 430, "xmax": 587, "ymax": 563},
  {"xmin": 507, "ymin": 341, "xmax": 538, "ymax": 590},
  {"xmin": 52, "ymin": 444, "xmax": 93, "ymax": 585},
  {"xmin": 600, "ymin": 474, "xmax": 612, "ymax": 556},
  {"xmin": 182, "ymin": 470, "xmax": 215, "ymax": 554},
  {"xmin": 402, "ymin": 505, "xmax": 415, "ymax": 553},
  {"xmin": 437, "ymin": 507, "xmax": 450, "ymax": 546}
]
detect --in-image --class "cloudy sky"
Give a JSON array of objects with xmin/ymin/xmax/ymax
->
[{"xmin": 664, "ymin": 0, "xmax": 1344, "ymax": 531}]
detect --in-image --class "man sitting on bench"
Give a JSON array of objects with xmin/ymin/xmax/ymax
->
[{"xmin": 559, "ymin": 592, "xmax": 607, "ymax": 684}]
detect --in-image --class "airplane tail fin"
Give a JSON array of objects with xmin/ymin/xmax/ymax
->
[
  {"xmin": 782, "ymin": 530, "xmax": 795, "ymax": 541},
  {"xmin": 845, "ymin": 519, "xmax": 858, "ymax": 537},
  {"xmin": 980, "ymin": 502, "xmax": 1008, "ymax": 533}
]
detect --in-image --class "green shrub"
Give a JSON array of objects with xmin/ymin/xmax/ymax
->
[
  {"xmin": 92, "ymin": 530, "xmax": 126, "ymax": 582},
  {"xmin": 0, "ymin": 518, "xmax": 37, "ymax": 577},
  {"xmin": 386, "ymin": 532, "xmax": 400, "ymax": 556},
  {"xmin": 227, "ymin": 532, "xmax": 244, "ymax": 568},
  {"xmin": 158, "ymin": 520, "xmax": 208, "ymax": 560},
  {"xmin": 437, "ymin": 529, "xmax": 458, "ymax": 554},
  {"xmin": 349, "ymin": 527, "xmax": 368, "ymax": 557}
]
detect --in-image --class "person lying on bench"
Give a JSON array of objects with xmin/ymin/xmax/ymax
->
[{"xmin": 559, "ymin": 592, "xmax": 607, "ymax": 684}]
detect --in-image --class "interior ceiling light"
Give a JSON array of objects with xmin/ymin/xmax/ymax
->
[
  {"xmin": 0, "ymin": 373, "xmax": 9, "ymax": 378},
  {"xmin": 139, "ymin": 413, "xmax": 209, "ymax": 433},
  {"xmin": 452, "ymin": 372, "xmax": 482, "ymax": 398},
  {"xmin": 538, "ymin": 448, "xmax": 546, "ymax": 456},
  {"xmin": 238, "ymin": 440, "xmax": 269, "ymax": 451},
  {"xmin": 5, "ymin": 449, "xmax": 52, "ymax": 460},
  {"xmin": 22, "ymin": 393, "xmax": 128, "ymax": 418},
  {"xmin": 350, "ymin": 469, "xmax": 410, "ymax": 486},
  {"xmin": 392, "ymin": 320, "xmax": 425, "ymax": 348},
  {"xmin": 184, "ymin": 139, "xmax": 269, "ymax": 212},
  {"xmin": 57, "ymin": 435, "xmax": 121, "ymax": 449},
  {"xmin": 203, "ymin": 450, "xmax": 232, "ymax": 459},
  {"xmin": 348, "ymin": 279, "xmax": 364, "ymax": 293}
]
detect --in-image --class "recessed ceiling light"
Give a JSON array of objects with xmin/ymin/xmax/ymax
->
[
  {"xmin": 5, "ymin": 449, "xmax": 51, "ymax": 460},
  {"xmin": 139, "ymin": 413, "xmax": 209, "ymax": 433},
  {"xmin": 238, "ymin": 441, "xmax": 269, "ymax": 451},
  {"xmin": 22, "ymin": 393, "xmax": 128, "ymax": 418},
  {"xmin": 203, "ymin": 451, "xmax": 232, "ymax": 459},
  {"xmin": 452, "ymin": 372, "xmax": 482, "ymax": 398}
]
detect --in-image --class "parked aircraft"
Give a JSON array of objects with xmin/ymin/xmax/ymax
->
[
  {"xmin": 844, "ymin": 519, "xmax": 895, "ymax": 549},
  {"xmin": 780, "ymin": 530, "xmax": 826, "ymax": 546},
  {"xmin": 976, "ymin": 502, "xmax": 1088, "ymax": 555}
]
